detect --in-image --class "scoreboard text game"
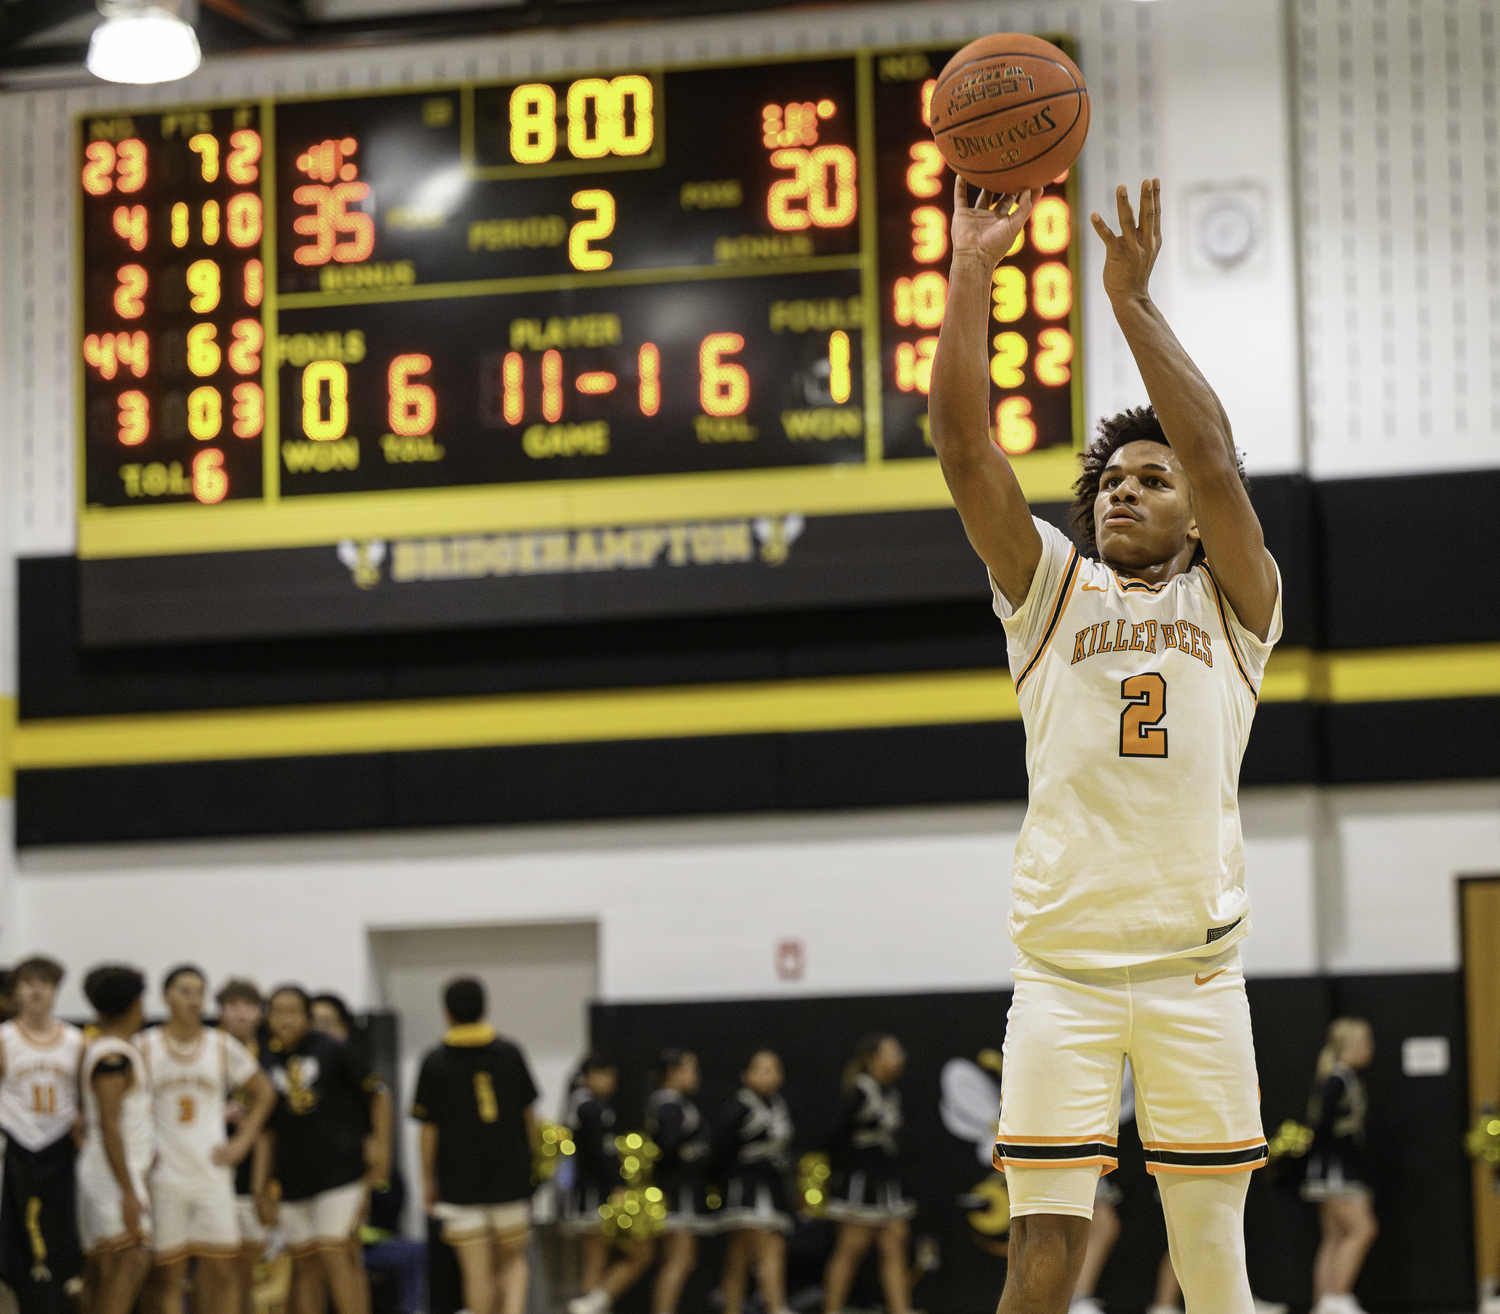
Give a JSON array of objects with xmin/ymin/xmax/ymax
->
[{"xmin": 76, "ymin": 45, "xmax": 1084, "ymax": 644}]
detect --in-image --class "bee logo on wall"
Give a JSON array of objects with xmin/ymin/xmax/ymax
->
[
  {"xmin": 941, "ymin": 1049, "xmax": 1010, "ymax": 1256},
  {"xmin": 753, "ymin": 513, "xmax": 804, "ymax": 565},
  {"xmin": 337, "ymin": 539, "xmax": 387, "ymax": 589}
]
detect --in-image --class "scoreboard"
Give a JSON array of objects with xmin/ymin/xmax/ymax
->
[{"xmin": 75, "ymin": 44, "xmax": 1085, "ymax": 644}]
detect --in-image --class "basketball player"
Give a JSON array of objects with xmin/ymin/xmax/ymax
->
[
  {"xmin": 254, "ymin": 986, "xmax": 390, "ymax": 1314},
  {"xmin": 76, "ymin": 965, "xmax": 154, "ymax": 1314},
  {"xmin": 411, "ymin": 978, "xmax": 538, "ymax": 1314},
  {"xmin": 929, "ymin": 176, "xmax": 1281, "ymax": 1314},
  {"xmin": 214, "ymin": 979, "xmax": 267, "ymax": 1314},
  {"xmin": 0, "ymin": 958, "xmax": 84, "ymax": 1314},
  {"xmin": 138, "ymin": 967, "xmax": 275, "ymax": 1314}
]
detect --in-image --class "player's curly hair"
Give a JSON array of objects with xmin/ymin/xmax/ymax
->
[{"xmin": 1068, "ymin": 405, "xmax": 1249, "ymax": 562}]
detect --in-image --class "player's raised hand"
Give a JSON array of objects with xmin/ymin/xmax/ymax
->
[
  {"xmin": 1090, "ymin": 178, "xmax": 1161, "ymax": 300},
  {"xmin": 951, "ymin": 174, "xmax": 1041, "ymax": 266}
]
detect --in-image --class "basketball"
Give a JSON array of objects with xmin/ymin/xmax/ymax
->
[{"xmin": 929, "ymin": 33, "xmax": 1090, "ymax": 193}]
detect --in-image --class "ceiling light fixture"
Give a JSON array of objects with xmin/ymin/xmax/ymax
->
[{"xmin": 87, "ymin": 0, "xmax": 201, "ymax": 85}]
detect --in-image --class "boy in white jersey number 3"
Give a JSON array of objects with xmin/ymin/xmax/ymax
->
[
  {"xmin": 929, "ymin": 177, "xmax": 1282, "ymax": 1314},
  {"xmin": 138, "ymin": 967, "xmax": 275, "ymax": 1314}
]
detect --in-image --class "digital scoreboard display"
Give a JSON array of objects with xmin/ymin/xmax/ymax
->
[{"xmin": 76, "ymin": 44, "xmax": 1084, "ymax": 645}]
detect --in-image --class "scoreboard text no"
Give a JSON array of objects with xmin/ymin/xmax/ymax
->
[{"xmin": 76, "ymin": 46, "xmax": 1085, "ymax": 558}]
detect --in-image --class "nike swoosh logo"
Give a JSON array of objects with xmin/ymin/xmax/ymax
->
[
  {"xmin": 1081, "ymin": 582, "xmax": 1110, "ymax": 593},
  {"xmin": 1194, "ymin": 969, "xmax": 1227, "ymax": 986}
]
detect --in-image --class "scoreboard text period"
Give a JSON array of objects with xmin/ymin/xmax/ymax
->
[{"xmin": 77, "ymin": 45, "xmax": 1085, "ymax": 560}]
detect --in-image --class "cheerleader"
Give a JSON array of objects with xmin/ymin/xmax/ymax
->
[
  {"xmin": 821, "ymin": 1036, "xmax": 916, "ymax": 1314},
  {"xmin": 1301, "ymin": 1019, "xmax": 1379, "ymax": 1314},
  {"xmin": 563, "ymin": 1056, "xmax": 654, "ymax": 1314},
  {"xmin": 644, "ymin": 1049, "xmax": 712, "ymax": 1314},
  {"xmin": 712, "ymin": 1050, "xmax": 794, "ymax": 1314}
]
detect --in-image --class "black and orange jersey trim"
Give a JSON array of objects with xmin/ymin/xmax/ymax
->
[
  {"xmin": 1199, "ymin": 565, "xmax": 1259, "ymax": 699},
  {"xmin": 1013, "ymin": 548, "xmax": 1081, "ymax": 693},
  {"xmin": 1110, "ymin": 568, "xmax": 1169, "ymax": 593},
  {"xmin": 993, "ymin": 1133, "xmax": 1119, "ymax": 1171},
  {"xmin": 1141, "ymin": 1136, "xmax": 1268, "ymax": 1176}
]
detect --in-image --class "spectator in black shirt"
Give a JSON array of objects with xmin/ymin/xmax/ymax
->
[
  {"xmin": 644, "ymin": 1048, "xmax": 713, "ymax": 1314},
  {"xmin": 712, "ymin": 1050, "xmax": 795, "ymax": 1314},
  {"xmin": 1301, "ymin": 1018, "xmax": 1378, "ymax": 1314},
  {"xmin": 562, "ymin": 1056, "xmax": 654, "ymax": 1314},
  {"xmin": 412, "ymin": 978, "xmax": 539, "ymax": 1314},
  {"xmin": 215, "ymin": 978, "xmax": 267, "ymax": 1314},
  {"xmin": 253, "ymin": 986, "xmax": 391, "ymax": 1314},
  {"xmin": 821, "ymin": 1035, "xmax": 915, "ymax": 1314}
]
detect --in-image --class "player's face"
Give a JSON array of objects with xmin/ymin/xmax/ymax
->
[
  {"xmin": 15, "ymin": 976, "xmax": 54, "ymax": 1020},
  {"xmin": 268, "ymin": 992, "xmax": 310, "ymax": 1047},
  {"xmin": 165, "ymin": 973, "xmax": 204, "ymax": 1025},
  {"xmin": 219, "ymin": 999, "xmax": 262, "ymax": 1041},
  {"xmin": 311, "ymin": 1001, "xmax": 347, "ymax": 1040},
  {"xmin": 1346, "ymin": 1025, "xmax": 1375, "ymax": 1069},
  {"xmin": 870, "ymin": 1037, "xmax": 906, "ymax": 1083},
  {"xmin": 743, "ymin": 1050, "xmax": 783, "ymax": 1096},
  {"xmin": 1093, "ymin": 440, "xmax": 1198, "ymax": 567},
  {"xmin": 585, "ymin": 1066, "xmax": 618, "ymax": 1099},
  {"xmin": 672, "ymin": 1053, "xmax": 700, "ymax": 1092}
]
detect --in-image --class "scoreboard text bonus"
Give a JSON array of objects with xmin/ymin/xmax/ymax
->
[{"xmin": 76, "ymin": 47, "xmax": 1084, "ymax": 547}]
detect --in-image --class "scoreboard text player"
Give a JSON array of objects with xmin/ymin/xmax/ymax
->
[{"xmin": 76, "ymin": 45, "xmax": 1084, "ymax": 643}]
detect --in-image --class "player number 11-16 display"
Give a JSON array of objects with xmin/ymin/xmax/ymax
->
[{"xmin": 76, "ymin": 45, "xmax": 1082, "ymax": 527}]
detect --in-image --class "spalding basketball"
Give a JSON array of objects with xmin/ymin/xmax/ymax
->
[{"xmin": 929, "ymin": 33, "xmax": 1089, "ymax": 193}]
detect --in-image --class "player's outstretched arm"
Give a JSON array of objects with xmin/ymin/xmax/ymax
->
[
  {"xmin": 1090, "ymin": 180, "xmax": 1278, "ymax": 640},
  {"xmin": 929, "ymin": 177, "xmax": 1043, "ymax": 609}
]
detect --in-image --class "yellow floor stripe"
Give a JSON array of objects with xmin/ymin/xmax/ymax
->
[{"xmin": 5, "ymin": 643, "xmax": 1496, "ymax": 774}]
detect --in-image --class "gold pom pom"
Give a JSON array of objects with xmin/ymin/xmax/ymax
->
[
  {"xmin": 798, "ymin": 1151, "xmax": 832, "ymax": 1218},
  {"xmin": 533, "ymin": 1123, "xmax": 576, "ymax": 1183}
]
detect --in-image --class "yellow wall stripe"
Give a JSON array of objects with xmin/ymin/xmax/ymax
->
[
  {"xmin": 1319, "ymin": 642, "xmax": 1500, "ymax": 704},
  {"xmin": 11, "ymin": 669, "xmax": 1022, "ymax": 771},
  {"xmin": 8, "ymin": 643, "xmax": 1497, "ymax": 773},
  {"xmin": 0, "ymin": 696, "xmax": 14, "ymax": 798}
]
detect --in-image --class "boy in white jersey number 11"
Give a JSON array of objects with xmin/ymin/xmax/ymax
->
[{"xmin": 929, "ymin": 177, "xmax": 1282, "ymax": 1314}]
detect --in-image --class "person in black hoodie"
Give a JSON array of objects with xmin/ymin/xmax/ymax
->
[
  {"xmin": 644, "ymin": 1048, "xmax": 713, "ymax": 1314},
  {"xmin": 822, "ymin": 1035, "xmax": 915, "ymax": 1314},
  {"xmin": 713, "ymin": 1050, "xmax": 794, "ymax": 1314},
  {"xmin": 563, "ymin": 1056, "xmax": 654, "ymax": 1314}
]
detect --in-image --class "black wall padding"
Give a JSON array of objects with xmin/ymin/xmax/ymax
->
[
  {"xmin": 589, "ymin": 974, "xmax": 1470, "ymax": 1314},
  {"xmin": 1317, "ymin": 468, "xmax": 1500, "ymax": 650},
  {"xmin": 12, "ymin": 725, "xmax": 1032, "ymax": 845},
  {"xmin": 19, "ymin": 475, "xmax": 1328, "ymax": 724},
  {"xmin": 1323, "ymin": 698, "xmax": 1500, "ymax": 783},
  {"xmin": 17, "ymin": 690, "xmax": 1485, "ymax": 845}
]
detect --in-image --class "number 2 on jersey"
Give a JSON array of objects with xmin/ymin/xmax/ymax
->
[
  {"xmin": 1119, "ymin": 673, "xmax": 1167, "ymax": 758},
  {"xmin": 473, "ymin": 1072, "xmax": 499, "ymax": 1123}
]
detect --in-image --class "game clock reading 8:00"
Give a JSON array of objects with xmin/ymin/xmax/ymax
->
[{"xmin": 77, "ymin": 45, "xmax": 1082, "ymax": 522}]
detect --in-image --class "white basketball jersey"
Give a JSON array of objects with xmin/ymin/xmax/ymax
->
[
  {"xmin": 995, "ymin": 518, "xmax": 1282, "ymax": 968},
  {"xmin": 80, "ymin": 1034, "xmax": 153, "ymax": 1177},
  {"xmin": 138, "ymin": 1027, "xmax": 259, "ymax": 1184},
  {"xmin": 0, "ymin": 1020, "xmax": 83, "ymax": 1151}
]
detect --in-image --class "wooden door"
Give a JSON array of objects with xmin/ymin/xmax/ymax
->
[{"xmin": 1461, "ymin": 876, "xmax": 1500, "ymax": 1288}]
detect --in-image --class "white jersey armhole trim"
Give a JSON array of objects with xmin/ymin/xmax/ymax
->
[{"xmin": 1200, "ymin": 556, "xmax": 1284, "ymax": 699}]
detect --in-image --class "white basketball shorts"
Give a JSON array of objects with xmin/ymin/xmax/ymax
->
[
  {"xmin": 279, "ymin": 1181, "xmax": 367, "ymax": 1253},
  {"xmin": 432, "ymin": 1200, "xmax": 531, "ymax": 1243},
  {"xmin": 235, "ymin": 1195, "xmax": 266, "ymax": 1246},
  {"xmin": 996, "ymin": 945, "xmax": 1267, "ymax": 1218},
  {"xmin": 150, "ymin": 1172, "xmax": 241, "ymax": 1261},
  {"xmin": 77, "ymin": 1159, "xmax": 152, "ymax": 1255}
]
